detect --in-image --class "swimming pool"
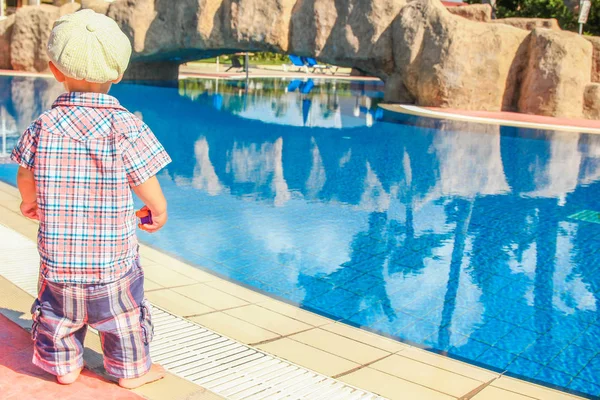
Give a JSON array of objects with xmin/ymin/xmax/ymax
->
[{"xmin": 1, "ymin": 75, "xmax": 600, "ymax": 398}]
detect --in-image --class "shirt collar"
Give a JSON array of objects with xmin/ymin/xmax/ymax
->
[{"xmin": 52, "ymin": 92, "xmax": 126, "ymax": 110}]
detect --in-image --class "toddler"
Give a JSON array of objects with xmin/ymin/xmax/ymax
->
[{"xmin": 11, "ymin": 9, "xmax": 171, "ymax": 389}]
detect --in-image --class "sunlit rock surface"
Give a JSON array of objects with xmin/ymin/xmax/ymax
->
[{"xmin": 3, "ymin": 0, "xmax": 600, "ymax": 118}]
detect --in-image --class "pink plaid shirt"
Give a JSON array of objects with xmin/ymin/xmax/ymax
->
[{"xmin": 11, "ymin": 92, "xmax": 171, "ymax": 284}]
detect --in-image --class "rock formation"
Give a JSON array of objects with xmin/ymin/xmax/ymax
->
[
  {"xmin": 0, "ymin": 15, "xmax": 14, "ymax": 70},
  {"xmin": 492, "ymin": 18, "xmax": 561, "ymax": 31},
  {"xmin": 389, "ymin": 0, "xmax": 530, "ymax": 111},
  {"xmin": 518, "ymin": 29, "xmax": 592, "ymax": 119},
  {"xmin": 587, "ymin": 36, "xmax": 600, "ymax": 83},
  {"xmin": 585, "ymin": 84, "xmax": 600, "ymax": 119},
  {"xmin": 10, "ymin": 4, "xmax": 59, "ymax": 72},
  {"xmin": 447, "ymin": 4, "xmax": 492, "ymax": 22},
  {"xmin": 59, "ymin": 2, "xmax": 81, "ymax": 16},
  {"xmin": 81, "ymin": 0, "xmax": 111, "ymax": 14},
  {"xmin": 1, "ymin": 0, "xmax": 599, "ymax": 120}
]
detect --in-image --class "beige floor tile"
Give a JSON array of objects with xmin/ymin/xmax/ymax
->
[
  {"xmin": 173, "ymin": 284, "xmax": 249, "ymax": 310},
  {"xmin": 83, "ymin": 330, "xmax": 103, "ymax": 353},
  {"xmin": 0, "ymin": 207, "xmax": 39, "ymax": 240},
  {"xmin": 139, "ymin": 245, "xmax": 219, "ymax": 283},
  {"xmin": 144, "ymin": 278, "xmax": 164, "ymax": 291},
  {"xmin": 12, "ymin": 224, "xmax": 38, "ymax": 241},
  {"xmin": 139, "ymin": 244, "xmax": 173, "ymax": 263},
  {"xmin": 182, "ymin": 388, "xmax": 227, "ymax": 400},
  {"xmin": 257, "ymin": 299, "xmax": 332, "ymax": 327},
  {"xmin": 190, "ymin": 312, "xmax": 280, "ymax": 344},
  {"xmin": 132, "ymin": 372, "xmax": 217, "ymax": 400},
  {"xmin": 472, "ymin": 386, "xmax": 536, "ymax": 400},
  {"xmin": 225, "ymin": 305, "xmax": 312, "ymax": 336},
  {"xmin": 0, "ymin": 188, "xmax": 19, "ymax": 198},
  {"xmin": 82, "ymin": 331, "xmax": 105, "ymax": 371},
  {"xmin": 146, "ymin": 289, "xmax": 214, "ymax": 317},
  {"xmin": 491, "ymin": 377, "xmax": 585, "ymax": 400},
  {"xmin": 339, "ymin": 367, "xmax": 454, "ymax": 400},
  {"xmin": 321, "ymin": 322, "xmax": 408, "ymax": 353},
  {"xmin": 0, "ymin": 181, "xmax": 18, "ymax": 194},
  {"xmin": 143, "ymin": 263, "xmax": 199, "ymax": 287},
  {"xmin": 289, "ymin": 328, "xmax": 390, "ymax": 364},
  {"xmin": 0, "ymin": 198, "xmax": 18, "ymax": 212},
  {"xmin": 257, "ymin": 338, "xmax": 359, "ymax": 377},
  {"xmin": 0, "ymin": 275, "xmax": 35, "ymax": 328},
  {"xmin": 398, "ymin": 346, "xmax": 499, "ymax": 382},
  {"xmin": 205, "ymin": 280, "xmax": 267, "ymax": 303},
  {"xmin": 0, "ymin": 192, "xmax": 21, "ymax": 209},
  {"xmin": 166, "ymin": 260, "xmax": 219, "ymax": 282},
  {"xmin": 369, "ymin": 354, "xmax": 482, "ymax": 397}
]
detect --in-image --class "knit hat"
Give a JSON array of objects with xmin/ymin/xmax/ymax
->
[{"xmin": 47, "ymin": 9, "xmax": 132, "ymax": 83}]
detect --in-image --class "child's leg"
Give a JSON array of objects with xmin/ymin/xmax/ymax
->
[
  {"xmin": 89, "ymin": 261, "xmax": 165, "ymax": 388},
  {"xmin": 56, "ymin": 364, "xmax": 84, "ymax": 384},
  {"xmin": 31, "ymin": 279, "xmax": 87, "ymax": 384}
]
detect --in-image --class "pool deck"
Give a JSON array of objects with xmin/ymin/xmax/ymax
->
[
  {"xmin": 383, "ymin": 105, "xmax": 600, "ymax": 134},
  {"xmin": 0, "ymin": 65, "xmax": 378, "ymax": 83},
  {"xmin": 0, "ymin": 179, "xmax": 589, "ymax": 400},
  {"xmin": 177, "ymin": 63, "xmax": 382, "ymax": 82}
]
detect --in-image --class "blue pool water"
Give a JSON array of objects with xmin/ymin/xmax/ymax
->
[{"xmin": 2, "ymin": 75, "xmax": 600, "ymax": 397}]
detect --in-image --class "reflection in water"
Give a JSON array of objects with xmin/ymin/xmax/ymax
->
[
  {"xmin": 2, "ymin": 76, "xmax": 600, "ymax": 396},
  {"xmin": 179, "ymin": 78, "xmax": 384, "ymax": 129},
  {"xmin": 432, "ymin": 123, "xmax": 509, "ymax": 198},
  {"xmin": 192, "ymin": 138, "xmax": 224, "ymax": 195}
]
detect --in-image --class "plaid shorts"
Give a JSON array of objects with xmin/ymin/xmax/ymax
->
[{"xmin": 31, "ymin": 260, "xmax": 153, "ymax": 379}]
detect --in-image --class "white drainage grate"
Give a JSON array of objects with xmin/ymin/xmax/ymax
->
[{"xmin": 0, "ymin": 224, "xmax": 386, "ymax": 400}]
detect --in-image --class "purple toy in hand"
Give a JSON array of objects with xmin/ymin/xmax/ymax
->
[{"xmin": 136, "ymin": 208, "xmax": 153, "ymax": 225}]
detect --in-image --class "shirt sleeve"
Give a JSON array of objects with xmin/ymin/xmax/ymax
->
[
  {"xmin": 11, "ymin": 119, "xmax": 41, "ymax": 171},
  {"xmin": 122, "ymin": 122, "xmax": 172, "ymax": 187}
]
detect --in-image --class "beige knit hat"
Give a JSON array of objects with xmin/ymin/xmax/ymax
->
[{"xmin": 47, "ymin": 9, "xmax": 132, "ymax": 83}]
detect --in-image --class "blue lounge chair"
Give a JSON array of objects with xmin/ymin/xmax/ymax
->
[
  {"xmin": 304, "ymin": 57, "xmax": 338, "ymax": 75},
  {"xmin": 286, "ymin": 79, "xmax": 303, "ymax": 92},
  {"xmin": 283, "ymin": 55, "xmax": 309, "ymax": 73},
  {"xmin": 299, "ymin": 79, "xmax": 315, "ymax": 94}
]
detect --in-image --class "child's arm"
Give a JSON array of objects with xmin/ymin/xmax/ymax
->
[
  {"xmin": 132, "ymin": 176, "xmax": 167, "ymax": 233},
  {"xmin": 16, "ymin": 166, "xmax": 38, "ymax": 220},
  {"xmin": 11, "ymin": 120, "xmax": 41, "ymax": 220},
  {"xmin": 122, "ymin": 120, "xmax": 171, "ymax": 233}
]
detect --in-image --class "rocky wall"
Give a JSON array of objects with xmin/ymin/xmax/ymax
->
[{"xmin": 1, "ymin": 0, "xmax": 599, "ymax": 120}]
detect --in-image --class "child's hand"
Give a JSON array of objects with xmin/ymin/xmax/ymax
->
[
  {"xmin": 138, "ymin": 206, "xmax": 167, "ymax": 233},
  {"xmin": 20, "ymin": 201, "xmax": 39, "ymax": 220}
]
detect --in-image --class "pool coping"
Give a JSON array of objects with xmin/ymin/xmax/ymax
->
[
  {"xmin": 0, "ymin": 180, "xmax": 589, "ymax": 400},
  {"xmin": 382, "ymin": 104, "xmax": 600, "ymax": 135}
]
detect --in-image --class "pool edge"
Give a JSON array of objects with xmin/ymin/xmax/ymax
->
[
  {"xmin": 0, "ymin": 180, "xmax": 591, "ymax": 400},
  {"xmin": 381, "ymin": 104, "xmax": 600, "ymax": 135}
]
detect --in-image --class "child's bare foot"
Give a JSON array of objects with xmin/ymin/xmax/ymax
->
[
  {"xmin": 118, "ymin": 364, "xmax": 166, "ymax": 389},
  {"xmin": 57, "ymin": 367, "xmax": 83, "ymax": 385}
]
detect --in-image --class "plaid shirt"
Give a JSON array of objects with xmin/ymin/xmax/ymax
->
[{"xmin": 11, "ymin": 92, "xmax": 171, "ymax": 284}]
